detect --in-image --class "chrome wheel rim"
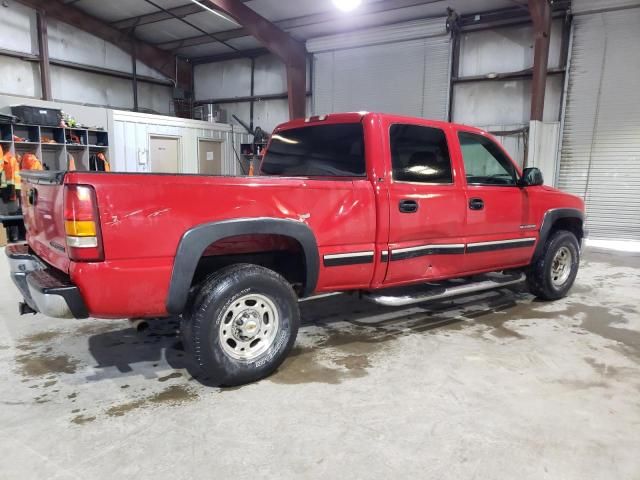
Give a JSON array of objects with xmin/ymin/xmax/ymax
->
[
  {"xmin": 551, "ymin": 246, "xmax": 572, "ymax": 287},
  {"xmin": 219, "ymin": 293, "xmax": 279, "ymax": 361}
]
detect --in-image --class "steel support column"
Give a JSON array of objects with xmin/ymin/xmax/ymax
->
[
  {"xmin": 286, "ymin": 56, "xmax": 307, "ymax": 120},
  {"xmin": 36, "ymin": 11, "xmax": 52, "ymax": 100},
  {"xmin": 528, "ymin": 0, "xmax": 552, "ymax": 121},
  {"xmin": 131, "ymin": 39, "xmax": 139, "ymax": 111}
]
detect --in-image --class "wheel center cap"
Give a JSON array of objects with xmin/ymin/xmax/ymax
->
[{"xmin": 235, "ymin": 311, "xmax": 261, "ymax": 340}]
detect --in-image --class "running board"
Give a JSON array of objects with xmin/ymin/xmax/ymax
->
[{"xmin": 363, "ymin": 272, "xmax": 526, "ymax": 307}]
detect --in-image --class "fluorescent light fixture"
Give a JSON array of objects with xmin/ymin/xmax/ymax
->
[
  {"xmin": 190, "ymin": 0, "xmax": 239, "ymax": 26},
  {"xmin": 333, "ymin": 0, "xmax": 362, "ymax": 12}
]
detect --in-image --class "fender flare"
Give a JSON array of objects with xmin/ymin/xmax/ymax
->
[
  {"xmin": 165, "ymin": 217, "xmax": 319, "ymax": 314},
  {"xmin": 532, "ymin": 208, "xmax": 585, "ymax": 262}
]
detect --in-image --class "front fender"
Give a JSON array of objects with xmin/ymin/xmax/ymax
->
[{"xmin": 532, "ymin": 208, "xmax": 585, "ymax": 262}]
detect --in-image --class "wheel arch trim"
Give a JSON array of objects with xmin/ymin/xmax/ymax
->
[
  {"xmin": 166, "ymin": 217, "xmax": 319, "ymax": 314},
  {"xmin": 533, "ymin": 208, "xmax": 585, "ymax": 262}
]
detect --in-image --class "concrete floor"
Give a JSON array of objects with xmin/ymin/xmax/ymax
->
[{"xmin": 0, "ymin": 248, "xmax": 639, "ymax": 480}]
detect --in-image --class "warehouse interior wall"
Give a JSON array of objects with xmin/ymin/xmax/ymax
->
[
  {"xmin": 193, "ymin": 17, "xmax": 566, "ymax": 168},
  {"xmin": 194, "ymin": 55, "xmax": 311, "ymax": 133},
  {"xmin": 452, "ymin": 19, "xmax": 565, "ymax": 167},
  {"xmin": 0, "ymin": 1, "xmax": 173, "ymax": 114},
  {"xmin": 308, "ymin": 18, "xmax": 451, "ymax": 121}
]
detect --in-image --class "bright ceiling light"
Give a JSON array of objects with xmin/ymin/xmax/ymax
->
[{"xmin": 333, "ymin": 0, "xmax": 362, "ymax": 13}]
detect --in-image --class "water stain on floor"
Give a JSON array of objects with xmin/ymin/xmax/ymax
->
[
  {"xmin": 71, "ymin": 414, "xmax": 96, "ymax": 425},
  {"xmin": 105, "ymin": 385, "xmax": 198, "ymax": 417},
  {"xmin": 271, "ymin": 348, "xmax": 369, "ymax": 385},
  {"xmin": 105, "ymin": 398, "xmax": 146, "ymax": 417},
  {"xmin": 270, "ymin": 330, "xmax": 379, "ymax": 385},
  {"xmin": 15, "ymin": 353, "xmax": 79, "ymax": 377},
  {"xmin": 158, "ymin": 372, "xmax": 182, "ymax": 382},
  {"xmin": 16, "ymin": 331, "xmax": 63, "ymax": 352}
]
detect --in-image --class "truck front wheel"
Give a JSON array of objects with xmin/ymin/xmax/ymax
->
[
  {"xmin": 182, "ymin": 264, "xmax": 299, "ymax": 386},
  {"xmin": 527, "ymin": 230, "xmax": 580, "ymax": 300}
]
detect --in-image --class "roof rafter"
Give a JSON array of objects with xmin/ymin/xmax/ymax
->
[
  {"xmin": 17, "ymin": 0, "xmax": 177, "ymax": 79},
  {"xmin": 197, "ymin": 0, "xmax": 307, "ymax": 118},
  {"xmin": 158, "ymin": 0, "xmax": 445, "ymax": 50}
]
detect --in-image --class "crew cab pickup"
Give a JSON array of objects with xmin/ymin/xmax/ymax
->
[{"xmin": 7, "ymin": 113, "xmax": 585, "ymax": 386}]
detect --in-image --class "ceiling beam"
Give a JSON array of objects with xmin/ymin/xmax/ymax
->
[
  {"xmin": 199, "ymin": 0, "xmax": 307, "ymax": 118},
  {"xmin": 16, "ymin": 0, "xmax": 177, "ymax": 80},
  {"xmin": 201, "ymin": 0, "xmax": 305, "ymax": 63},
  {"xmin": 158, "ymin": 0, "xmax": 444, "ymax": 50}
]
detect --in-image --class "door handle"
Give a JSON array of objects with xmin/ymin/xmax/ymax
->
[
  {"xmin": 399, "ymin": 199, "xmax": 418, "ymax": 213},
  {"xmin": 469, "ymin": 198, "xmax": 484, "ymax": 210}
]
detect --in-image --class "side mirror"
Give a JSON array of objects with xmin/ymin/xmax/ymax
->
[{"xmin": 519, "ymin": 167, "xmax": 544, "ymax": 187}]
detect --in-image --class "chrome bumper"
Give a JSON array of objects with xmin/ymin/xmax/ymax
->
[{"xmin": 5, "ymin": 244, "xmax": 89, "ymax": 319}]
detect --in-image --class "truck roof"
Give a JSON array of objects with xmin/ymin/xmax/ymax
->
[{"xmin": 273, "ymin": 112, "xmax": 484, "ymax": 134}]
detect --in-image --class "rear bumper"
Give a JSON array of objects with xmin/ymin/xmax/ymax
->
[{"xmin": 6, "ymin": 243, "xmax": 89, "ymax": 319}]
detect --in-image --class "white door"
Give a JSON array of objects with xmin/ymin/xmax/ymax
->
[
  {"xmin": 198, "ymin": 139, "xmax": 223, "ymax": 175},
  {"xmin": 149, "ymin": 136, "xmax": 180, "ymax": 173}
]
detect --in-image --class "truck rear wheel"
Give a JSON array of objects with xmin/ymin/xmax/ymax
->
[
  {"xmin": 527, "ymin": 230, "xmax": 580, "ymax": 300},
  {"xmin": 182, "ymin": 263, "xmax": 299, "ymax": 386}
]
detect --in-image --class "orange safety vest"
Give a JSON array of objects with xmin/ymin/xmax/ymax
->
[
  {"xmin": 3, "ymin": 150, "xmax": 21, "ymax": 189},
  {"xmin": 21, "ymin": 153, "xmax": 43, "ymax": 171}
]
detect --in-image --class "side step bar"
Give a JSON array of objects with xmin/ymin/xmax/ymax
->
[{"xmin": 363, "ymin": 272, "xmax": 526, "ymax": 307}]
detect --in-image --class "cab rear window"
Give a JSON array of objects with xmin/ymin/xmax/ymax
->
[{"xmin": 261, "ymin": 123, "xmax": 365, "ymax": 177}]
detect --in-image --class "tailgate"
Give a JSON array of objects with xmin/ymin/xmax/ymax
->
[{"xmin": 20, "ymin": 171, "xmax": 70, "ymax": 273}]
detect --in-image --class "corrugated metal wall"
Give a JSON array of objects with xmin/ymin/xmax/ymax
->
[
  {"xmin": 558, "ymin": 5, "xmax": 640, "ymax": 241},
  {"xmin": 452, "ymin": 20, "xmax": 564, "ymax": 167},
  {"xmin": 194, "ymin": 55, "xmax": 311, "ymax": 133},
  {"xmin": 308, "ymin": 18, "xmax": 451, "ymax": 120},
  {"xmin": 0, "ymin": 2, "xmax": 173, "ymax": 113}
]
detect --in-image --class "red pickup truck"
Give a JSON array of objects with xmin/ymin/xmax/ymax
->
[{"xmin": 7, "ymin": 112, "xmax": 585, "ymax": 386}]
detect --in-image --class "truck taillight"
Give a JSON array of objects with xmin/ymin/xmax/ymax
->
[{"xmin": 64, "ymin": 184, "xmax": 104, "ymax": 262}]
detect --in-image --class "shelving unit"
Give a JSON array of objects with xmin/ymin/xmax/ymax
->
[{"xmin": 0, "ymin": 122, "xmax": 109, "ymax": 171}]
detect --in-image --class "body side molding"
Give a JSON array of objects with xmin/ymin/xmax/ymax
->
[{"xmin": 166, "ymin": 217, "xmax": 319, "ymax": 314}]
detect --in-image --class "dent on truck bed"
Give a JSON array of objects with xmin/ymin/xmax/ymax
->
[{"xmin": 165, "ymin": 218, "xmax": 320, "ymax": 314}]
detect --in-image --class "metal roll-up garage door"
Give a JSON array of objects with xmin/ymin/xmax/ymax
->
[
  {"xmin": 307, "ymin": 18, "xmax": 451, "ymax": 120},
  {"xmin": 558, "ymin": 4, "xmax": 640, "ymax": 241}
]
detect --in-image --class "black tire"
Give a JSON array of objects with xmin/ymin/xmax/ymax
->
[
  {"xmin": 527, "ymin": 230, "xmax": 580, "ymax": 300},
  {"xmin": 182, "ymin": 263, "xmax": 299, "ymax": 387}
]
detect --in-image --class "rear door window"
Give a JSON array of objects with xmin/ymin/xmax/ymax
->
[{"xmin": 261, "ymin": 123, "xmax": 365, "ymax": 177}]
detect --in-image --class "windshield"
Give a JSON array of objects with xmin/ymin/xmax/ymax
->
[{"xmin": 261, "ymin": 123, "xmax": 365, "ymax": 177}]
